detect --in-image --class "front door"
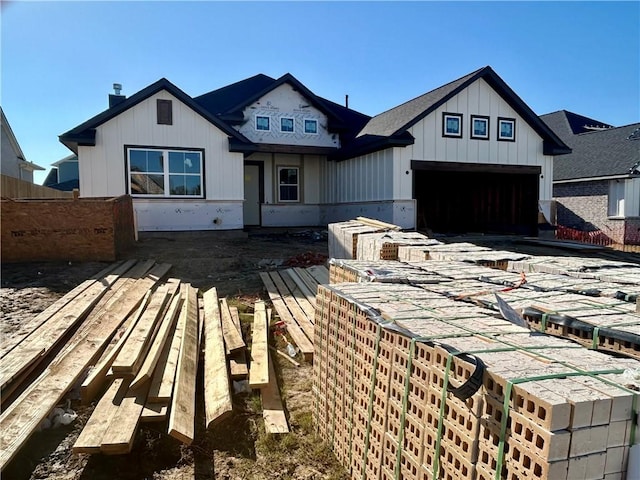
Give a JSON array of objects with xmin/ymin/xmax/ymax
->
[{"xmin": 243, "ymin": 162, "xmax": 263, "ymax": 226}]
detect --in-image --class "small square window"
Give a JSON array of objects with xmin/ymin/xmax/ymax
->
[
  {"xmin": 497, "ymin": 117, "xmax": 516, "ymax": 141},
  {"xmin": 470, "ymin": 115, "xmax": 489, "ymax": 140},
  {"xmin": 304, "ymin": 119, "xmax": 318, "ymax": 134},
  {"xmin": 256, "ymin": 116, "xmax": 270, "ymax": 131},
  {"xmin": 281, "ymin": 117, "xmax": 294, "ymax": 133},
  {"xmin": 442, "ymin": 113, "xmax": 462, "ymax": 138}
]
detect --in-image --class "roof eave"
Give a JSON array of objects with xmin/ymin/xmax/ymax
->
[{"xmin": 331, "ymin": 134, "xmax": 414, "ymax": 161}]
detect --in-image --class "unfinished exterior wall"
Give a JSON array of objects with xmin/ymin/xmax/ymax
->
[{"xmin": 1, "ymin": 195, "xmax": 135, "ymax": 262}]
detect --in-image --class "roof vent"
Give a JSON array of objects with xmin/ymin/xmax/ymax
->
[{"xmin": 113, "ymin": 83, "xmax": 122, "ymax": 95}]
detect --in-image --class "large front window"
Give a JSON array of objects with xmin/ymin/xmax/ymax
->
[
  {"xmin": 277, "ymin": 166, "xmax": 299, "ymax": 202},
  {"xmin": 128, "ymin": 148, "xmax": 203, "ymax": 197}
]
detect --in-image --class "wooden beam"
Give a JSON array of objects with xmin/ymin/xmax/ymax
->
[
  {"xmin": 80, "ymin": 290, "xmax": 151, "ymax": 404},
  {"xmin": 289, "ymin": 267, "xmax": 318, "ymax": 308},
  {"xmin": 259, "ymin": 272, "xmax": 313, "ymax": 361},
  {"xmin": 279, "ymin": 270, "xmax": 316, "ymax": 321},
  {"xmin": 168, "ymin": 284, "xmax": 199, "ymax": 445},
  {"xmin": 0, "ymin": 261, "xmax": 170, "ymax": 470},
  {"xmin": 0, "ymin": 259, "xmax": 137, "ymax": 392},
  {"xmin": 261, "ymin": 351, "xmax": 289, "ymax": 434},
  {"xmin": 140, "ymin": 403, "xmax": 168, "ymax": 423},
  {"xmin": 268, "ymin": 271, "xmax": 315, "ymax": 340},
  {"xmin": 100, "ymin": 380, "xmax": 150, "ymax": 454},
  {"xmin": 306, "ymin": 265, "xmax": 330, "ymax": 286},
  {"xmin": 0, "ymin": 261, "xmax": 124, "ymax": 359},
  {"xmin": 249, "ymin": 302, "xmax": 269, "ymax": 389},
  {"xmin": 228, "ymin": 307, "xmax": 249, "ymax": 379},
  {"xmin": 202, "ymin": 288, "xmax": 233, "ymax": 429},
  {"xmin": 72, "ymin": 378, "xmax": 129, "ymax": 454},
  {"xmin": 147, "ymin": 294, "xmax": 186, "ymax": 403},
  {"xmin": 130, "ymin": 284, "xmax": 182, "ymax": 390},
  {"xmin": 111, "ymin": 282, "xmax": 175, "ymax": 376},
  {"xmin": 219, "ymin": 298, "xmax": 245, "ymax": 354}
]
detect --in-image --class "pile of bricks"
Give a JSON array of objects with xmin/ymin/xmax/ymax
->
[{"xmin": 313, "ymin": 281, "xmax": 639, "ymax": 479}]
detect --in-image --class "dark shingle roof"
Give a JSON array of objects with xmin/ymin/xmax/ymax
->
[
  {"xmin": 357, "ymin": 66, "xmax": 570, "ymax": 156},
  {"xmin": 541, "ymin": 110, "xmax": 640, "ymax": 181},
  {"xmin": 194, "ymin": 73, "xmax": 370, "ymax": 138},
  {"xmin": 59, "ymin": 78, "xmax": 250, "ymax": 153}
]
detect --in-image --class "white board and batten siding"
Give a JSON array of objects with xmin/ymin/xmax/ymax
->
[
  {"xmin": 78, "ymin": 90, "xmax": 245, "ymax": 231},
  {"xmin": 397, "ymin": 77, "xmax": 554, "ymax": 201},
  {"xmin": 317, "ymin": 149, "xmax": 415, "ymax": 228}
]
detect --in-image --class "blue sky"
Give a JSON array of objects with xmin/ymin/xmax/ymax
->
[{"xmin": 2, "ymin": 1, "xmax": 638, "ymax": 184}]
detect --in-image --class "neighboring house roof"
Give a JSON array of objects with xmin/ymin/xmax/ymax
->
[
  {"xmin": 541, "ymin": 110, "xmax": 640, "ymax": 182},
  {"xmin": 59, "ymin": 78, "xmax": 252, "ymax": 154},
  {"xmin": 1, "ymin": 107, "xmax": 45, "ymax": 172},
  {"xmin": 357, "ymin": 66, "xmax": 571, "ymax": 157},
  {"xmin": 46, "ymin": 178, "xmax": 80, "ymax": 191},
  {"xmin": 52, "ymin": 153, "xmax": 78, "ymax": 166}
]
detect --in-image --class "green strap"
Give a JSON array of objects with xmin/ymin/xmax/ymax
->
[
  {"xmin": 432, "ymin": 353, "xmax": 454, "ymax": 480},
  {"xmin": 314, "ymin": 289, "xmax": 326, "ymax": 435},
  {"xmin": 361, "ymin": 323, "xmax": 382, "ymax": 480},
  {"xmin": 394, "ymin": 338, "xmax": 415, "ymax": 480},
  {"xmin": 592, "ymin": 321, "xmax": 640, "ymax": 350},
  {"xmin": 330, "ymin": 295, "xmax": 342, "ymax": 447},
  {"xmin": 348, "ymin": 303, "xmax": 358, "ymax": 468}
]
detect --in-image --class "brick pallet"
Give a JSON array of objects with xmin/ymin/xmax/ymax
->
[
  {"xmin": 355, "ymin": 232, "xmax": 441, "ymax": 261},
  {"xmin": 398, "ymin": 243, "xmax": 529, "ymax": 270},
  {"xmin": 313, "ymin": 282, "xmax": 639, "ymax": 480},
  {"xmin": 328, "ymin": 218, "xmax": 401, "ymax": 260}
]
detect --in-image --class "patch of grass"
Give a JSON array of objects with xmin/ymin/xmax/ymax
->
[
  {"xmin": 292, "ymin": 411, "xmax": 315, "ymax": 435},
  {"xmin": 246, "ymin": 393, "xmax": 262, "ymax": 414}
]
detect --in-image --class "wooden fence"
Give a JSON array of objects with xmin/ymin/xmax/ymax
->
[{"xmin": 1, "ymin": 174, "xmax": 73, "ymax": 199}]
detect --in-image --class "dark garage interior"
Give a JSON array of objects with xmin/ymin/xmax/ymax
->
[{"xmin": 413, "ymin": 162, "xmax": 540, "ymax": 236}]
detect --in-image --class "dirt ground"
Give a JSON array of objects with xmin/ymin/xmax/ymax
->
[
  {"xmin": 2, "ymin": 229, "xmax": 639, "ymax": 480},
  {"xmin": 1, "ymin": 228, "xmax": 347, "ymax": 480}
]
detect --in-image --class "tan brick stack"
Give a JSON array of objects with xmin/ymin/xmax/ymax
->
[
  {"xmin": 328, "ymin": 219, "xmax": 400, "ymax": 260},
  {"xmin": 355, "ymin": 232, "xmax": 442, "ymax": 261},
  {"xmin": 313, "ymin": 282, "xmax": 639, "ymax": 480},
  {"xmin": 398, "ymin": 243, "xmax": 529, "ymax": 270}
]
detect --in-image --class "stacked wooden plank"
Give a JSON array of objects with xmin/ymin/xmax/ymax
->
[
  {"xmin": 313, "ymin": 281, "xmax": 639, "ymax": 480},
  {"xmin": 355, "ymin": 231, "xmax": 441, "ymax": 261},
  {"xmin": 259, "ymin": 266, "xmax": 330, "ymax": 358},
  {"xmin": 0, "ymin": 260, "xmax": 171, "ymax": 469},
  {"xmin": 328, "ymin": 217, "xmax": 401, "ymax": 260}
]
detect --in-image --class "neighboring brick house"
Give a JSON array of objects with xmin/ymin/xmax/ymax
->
[
  {"xmin": 541, "ymin": 110, "xmax": 640, "ymax": 246},
  {"xmin": 59, "ymin": 67, "xmax": 569, "ymax": 233}
]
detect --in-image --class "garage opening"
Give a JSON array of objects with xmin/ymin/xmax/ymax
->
[{"xmin": 413, "ymin": 161, "xmax": 540, "ymax": 236}]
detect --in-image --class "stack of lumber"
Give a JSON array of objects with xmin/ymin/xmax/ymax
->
[
  {"xmin": 0, "ymin": 260, "xmax": 172, "ymax": 469},
  {"xmin": 1, "ymin": 259, "xmax": 294, "ymax": 470},
  {"xmin": 354, "ymin": 231, "xmax": 442, "ymax": 261},
  {"xmin": 313, "ymin": 281, "xmax": 640, "ymax": 480},
  {"xmin": 259, "ymin": 265, "xmax": 330, "ymax": 358},
  {"xmin": 328, "ymin": 217, "xmax": 401, "ymax": 260}
]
